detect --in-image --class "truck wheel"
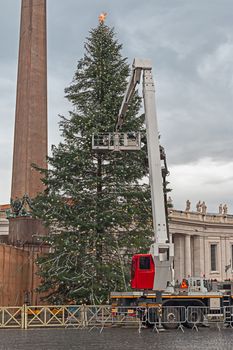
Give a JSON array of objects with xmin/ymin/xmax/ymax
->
[
  {"xmin": 186, "ymin": 308, "xmax": 204, "ymax": 328},
  {"xmin": 162, "ymin": 307, "xmax": 179, "ymax": 329}
]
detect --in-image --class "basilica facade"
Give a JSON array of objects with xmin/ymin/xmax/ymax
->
[{"xmin": 169, "ymin": 208, "xmax": 233, "ymax": 282}]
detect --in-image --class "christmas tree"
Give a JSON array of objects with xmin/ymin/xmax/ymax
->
[{"xmin": 34, "ymin": 17, "xmax": 153, "ymax": 304}]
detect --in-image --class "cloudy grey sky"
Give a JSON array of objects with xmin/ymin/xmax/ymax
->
[{"xmin": 1, "ymin": 0, "xmax": 233, "ymax": 213}]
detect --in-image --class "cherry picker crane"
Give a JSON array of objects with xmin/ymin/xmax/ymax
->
[
  {"xmin": 116, "ymin": 58, "xmax": 174, "ymax": 291},
  {"xmin": 93, "ymin": 58, "xmax": 174, "ymax": 291},
  {"xmin": 92, "ymin": 58, "xmax": 233, "ymax": 328}
]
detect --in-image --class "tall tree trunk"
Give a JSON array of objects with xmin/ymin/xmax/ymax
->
[{"xmin": 96, "ymin": 154, "xmax": 103, "ymax": 263}]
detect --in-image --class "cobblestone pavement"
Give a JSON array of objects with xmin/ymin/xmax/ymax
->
[{"xmin": 1, "ymin": 327, "xmax": 233, "ymax": 350}]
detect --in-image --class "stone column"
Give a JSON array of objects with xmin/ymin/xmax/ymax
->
[
  {"xmin": 174, "ymin": 234, "xmax": 185, "ymax": 281},
  {"xmin": 11, "ymin": 0, "xmax": 47, "ymax": 200},
  {"xmin": 193, "ymin": 235, "xmax": 205, "ymax": 277},
  {"xmin": 185, "ymin": 235, "xmax": 192, "ymax": 277},
  {"xmin": 199, "ymin": 236, "xmax": 205, "ymax": 275},
  {"xmin": 221, "ymin": 237, "xmax": 226, "ymax": 280}
]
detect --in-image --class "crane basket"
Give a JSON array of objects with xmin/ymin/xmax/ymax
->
[{"xmin": 92, "ymin": 132, "xmax": 141, "ymax": 151}]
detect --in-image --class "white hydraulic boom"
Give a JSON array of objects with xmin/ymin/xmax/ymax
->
[
  {"xmin": 93, "ymin": 58, "xmax": 174, "ymax": 290},
  {"xmin": 116, "ymin": 58, "xmax": 174, "ymax": 290}
]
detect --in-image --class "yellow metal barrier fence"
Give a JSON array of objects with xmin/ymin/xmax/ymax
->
[
  {"xmin": 24, "ymin": 305, "xmax": 85, "ymax": 329},
  {"xmin": 0, "ymin": 306, "xmax": 24, "ymax": 328}
]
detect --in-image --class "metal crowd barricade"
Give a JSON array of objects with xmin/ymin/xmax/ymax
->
[
  {"xmin": 147, "ymin": 306, "xmax": 186, "ymax": 333},
  {"xmin": 162, "ymin": 306, "xmax": 186, "ymax": 332},
  {"xmin": 25, "ymin": 305, "xmax": 84, "ymax": 329},
  {"xmin": 186, "ymin": 306, "xmax": 225, "ymax": 331},
  {"xmin": 111, "ymin": 306, "xmax": 147, "ymax": 333},
  {"xmin": 85, "ymin": 305, "xmax": 146, "ymax": 333},
  {"xmin": 146, "ymin": 306, "xmax": 160, "ymax": 332},
  {"xmin": 0, "ymin": 306, "xmax": 23, "ymax": 328},
  {"xmin": 224, "ymin": 305, "xmax": 233, "ymax": 328}
]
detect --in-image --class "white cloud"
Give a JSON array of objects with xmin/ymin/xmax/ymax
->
[{"xmin": 170, "ymin": 157, "xmax": 233, "ymax": 213}]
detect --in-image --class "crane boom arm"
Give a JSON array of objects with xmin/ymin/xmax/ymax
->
[
  {"xmin": 115, "ymin": 67, "xmax": 141, "ymax": 130},
  {"xmin": 115, "ymin": 58, "xmax": 174, "ymax": 290},
  {"xmin": 116, "ymin": 58, "xmax": 168, "ymax": 243},
  {"xmin": 116, "ymin": 59, "xmax": 151, "ymax": 131}
]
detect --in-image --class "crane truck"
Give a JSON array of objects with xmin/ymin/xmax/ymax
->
[{"xmin": 92, "ymin": 58, "xmax": 233, "ymax": 329}]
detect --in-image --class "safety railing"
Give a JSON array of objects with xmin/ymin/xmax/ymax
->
[
  {"xmin": 92, "ymin": 132, "xmax": 141, "ymax": 151},
  {"xmin": 85, "ymin": 305, "xmax": 113, "ymax": 332},
  {"xmin": 110, "ymin": 306, "xmax": 146, "ymax": 332},
  {"xmin": 0, "ymin": 306, "xmax": 23, "ymax": 328},
  {"xmin": 25, "ymin": 305, "xmax": 85, "ymax": 329},
  {"xmin": 0, "ymin": 304, "xmax": 232, "ymax": 330},
  {"xmin": 147, "ymin": 306, "xmax": 186, "ymax": 333},
  {"xmin": 224, "ymin": 305, "xmax": 233, "ymax": 328},
  {"xmin": 186, "ymin": 306, "xmax": 226, "ymax": 331},
  {"xmin": 85, "ymin": 305, "xmax": 146, "ymax": 332}
]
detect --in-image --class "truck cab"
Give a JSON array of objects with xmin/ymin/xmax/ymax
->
[{"xmin": 131, "ymin": 254, "xmax": 155, "ymax": 290}]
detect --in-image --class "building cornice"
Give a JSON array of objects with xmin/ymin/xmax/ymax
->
[{"xmin": 169, "ymin": 209, "xmax": 233, "ymax": 231}]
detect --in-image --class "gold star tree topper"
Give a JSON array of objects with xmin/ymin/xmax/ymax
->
[{"xmin": 98, "ymin": 12, "xmax": 107, "ymax": 23}]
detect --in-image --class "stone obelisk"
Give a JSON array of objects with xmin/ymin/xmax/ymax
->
[
  {"xmin": 9, "ymin": 0, "xmax": 47, "ymax": 244},
  {"xmin": 11, "ymin": 0, "xmax": 47, "ymax": 201}
]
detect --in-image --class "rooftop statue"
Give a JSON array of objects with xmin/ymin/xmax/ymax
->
[
  {"xmin": 223, "ymin": 204, "xmax": 228, "ymax": 215},
  {"xmin": 219, "ymin": 203, "xmax": 223, "ymax": 214},
  {"xmin": 185, "ymin": 199, "xmax": 191, "ymax": 212},
  {"xmin": 196, "ymin": 200, "xmax": 201, "ymax": 213},
  {"xmin": 201, "ymin": 201, "xmax": 207, "ymax": 215}
]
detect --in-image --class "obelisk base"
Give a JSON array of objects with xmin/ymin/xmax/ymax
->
[{"xmin": 8, "ymin": 217, "xmax": 48, "ymax": 246}]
